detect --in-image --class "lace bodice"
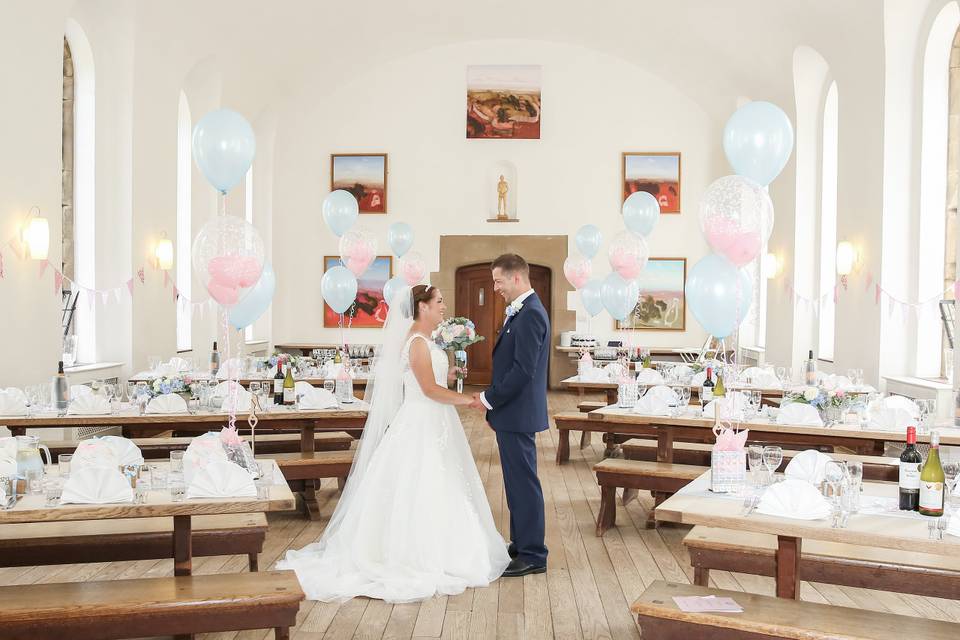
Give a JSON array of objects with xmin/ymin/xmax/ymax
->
[{"xmin": 400, "ymin": 334, "xmax": 448, "ymax": 402}]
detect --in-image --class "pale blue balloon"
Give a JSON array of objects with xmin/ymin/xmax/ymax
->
[
  {"xmin": 382, "ymin": 276, "xmax": 406, "ymax": 306},
  {"xmin": 322, "ymin": 190, "xmax": 359, "ymax": 237},
  {"xmin": 600, "ymin": 272, "xmax": 640, "ymax": 321},
  {"xmin": 387, "ymin": 222, "xmax": 415, "ymax": 257},
  {"xmin": 321, "ymin": 265, "xmax": 358, "ymax": 314},
  {"xmin": 191, "ymin": 109, "xmax": 256, "ymax": 194},
  {"xmin": 723, "ymin": 101, "xmax": 795, "ymax": 186},
  {"xmin": 228, "ymin": 262, "xmax": 275, "ymax": 330},
  {"xmin": 580, "ymin": 278, "xmax": 604, "ymax": 317},
  {"xmin": 575, "ymin": 225, "xmax": 603, "ymax": 258},
  {"xmin": 622, "ymin": 191, "xmax": 660, "ymax": 237},
  {"xmin": 686, "ymin": 253, "xmax": 753, "ymax": 339}
]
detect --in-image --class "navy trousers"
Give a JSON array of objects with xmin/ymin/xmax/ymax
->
[{"xmin": 495, "ymin": 430, "xmax": 548, "ymax": 566}]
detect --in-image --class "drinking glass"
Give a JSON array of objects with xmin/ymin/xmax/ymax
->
[
  {"xmin": 149, "ymin": 465, "xmax": 168, "ymax": 490},
  {"xmin": 323, "ymin": 379, "xmax": 336, "ymax": 394},
  {"xmin": 169, "ymin": 451, "xmax": 185, "ymax": 474},
  {"xmin": 254, "ymin": 465, "xmax": 271, "ymax": 500},
  {"xmin": 169, "ymin": 474, "xmax": 185, "ymax": 502},
  {"xmin": 148, "ymin": 356, "xmax": 161, "ymax": 372},
  {"xmin": 776, "ymin": 367, "xmax": 788, "ymax": 385},
  {"xmin": 854, "ymin": 369, "xmax": 864, "ymax": 387},
  {"xmin": 823, "ymin": 461, "xmax": 850, "ymax": 527},
  {"xmin": 915, "ymin": 399, "xmax": 934, "ymax": 435},
  {"xmin": 58, "ymin": 454, "xmax": 72, "ymax": 479},
  {"xmin": 42, "ymin": 476, "xmax": 63, "ymax": 507},
  {"xmin": 25, "ymin": 468, "xmax": 43, "ymax": 495},
  {"xmin": 670, "ymin": 385, "xmax": 685, "ymax": 416},
  {"xmin": 943, "ymin": 459, "xmax": 960, "ymax": 512},
  {"xmin": 0, "ymin": 475, "xmax": 16, "ymax": 509},
  {"xmin": 762, "ymin": 446, "xmax": 783, "ymax": 479},
  {"xmin": 748, "ymin": 445, "xmax": 764, "ymax": 486},
  {"xmin": 125, "ymin": 381, "xmax": 136, "ymax": 404},
  {"xmin": 249, "ymin": 381, "xmax": 261, "ymax": 397},
  {"xmin": 844, "ymin": 461, "xmax": 863, "ymax": 513}
]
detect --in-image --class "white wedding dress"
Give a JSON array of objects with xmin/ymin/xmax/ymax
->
[{"xmin": 278, "ymin": 333, "xmax": 510, "ymax": 603}]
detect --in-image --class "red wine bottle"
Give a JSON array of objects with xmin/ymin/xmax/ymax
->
[
  {"xmin": 273, "ymin": 362, "xmax": 284, "ymax": 406},
  {"xmin": 899, "ymin": 426, "xmax": 922, "ymax": 511}
]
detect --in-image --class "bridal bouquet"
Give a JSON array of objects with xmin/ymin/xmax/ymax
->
[{"xmin": 433, "ymin": 317, "xmax": 485, "ymax": 392}]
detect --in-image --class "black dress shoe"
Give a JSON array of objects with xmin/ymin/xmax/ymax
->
[
  {"xmin": 501, "ymin": 558, "xmax": 546, "ymax": 578},
  {"xmin": 507, "ymin": 544, "xmax": 518, "ymax": 559}
]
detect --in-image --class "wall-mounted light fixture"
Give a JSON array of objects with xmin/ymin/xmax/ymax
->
[
  {"xmin": 836, "ymin": 241, "xmax": 859, "ymax": 289},
  {"xmin": 23, "ymin": 211, "xmax": 49, "ymax": 260},
  {"xmin": 154, "ymin": 232, "xmax": 174, "ymax": 270},
  {"xmin": 762, "ymin": 252, "xmax": 780, "ymax": 279}
]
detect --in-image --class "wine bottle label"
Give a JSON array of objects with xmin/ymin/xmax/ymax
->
[
  {"xmin": 919, "ymin": 481, "xmax": 944, "ymax": 511},
  {"xmin": 283, "ymin": 387, "xmax": 295, "ymax": 403},
  {"xmin": 899, "ymin": 464, "xmax": 921, "ymax": 490},
  {"xmin": 701, "ymin": 389, "xmax": 713, "ymax": 403},
  {"xmin": 274, "ymin": 380, "xmax": 283, "ymax": 394}
]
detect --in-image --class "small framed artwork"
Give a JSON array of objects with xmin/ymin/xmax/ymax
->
[
  {"xmin": 466, "ymin": 65, "xmax": 541, "ymax": 139},
  {"xmin": 622, "ymin": 152, "xmax": 681, "ymax": 214},
  {"xmin": 616, "ymin": 258, "xmax": 686, "ymax": 331},
  {"xmin": 323, "ymin": 256, "xmax": 393, "ymax": 328},
  {"xmin": 330, "ymin": 153, "xmax": 388, "ymax": 213}
]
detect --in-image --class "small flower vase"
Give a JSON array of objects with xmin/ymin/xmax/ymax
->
[
  {"xmin": 823, "ymin": 405, "xmax": 841, "ymax": 425},
  {"xmin": 455, "ymin": 350, "xmax": 467, "ymax": 394},
  {"xmin": 617, "ymin": 381, "xmax": 638, "ymax": 408}
]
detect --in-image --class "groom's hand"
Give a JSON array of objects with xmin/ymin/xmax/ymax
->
[{"xmin": 468, "ymin": 393, "xmax": 486, "ymax": 410}]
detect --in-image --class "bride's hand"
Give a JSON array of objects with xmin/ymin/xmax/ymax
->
[{"xmin": 447, "ymin": 366, "xmax": 466, "ymax": 384}]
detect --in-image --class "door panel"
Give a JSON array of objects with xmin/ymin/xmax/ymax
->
[{"xmin": 455, "ymin": 263, "xmax": 551, "ymax": 386}]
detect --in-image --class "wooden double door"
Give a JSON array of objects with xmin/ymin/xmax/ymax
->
[{"xmin": 455, "ymin": 263, "xmax": 551, "ymax": 386}]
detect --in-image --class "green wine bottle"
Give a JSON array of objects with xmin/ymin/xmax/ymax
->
[
  {"xmin": 714, "ymin": 373, "xmax": 726, "ymax": 398},
  {"xmin": 919, "ymin": 430, "xmax": 945, "ymax": 517}
]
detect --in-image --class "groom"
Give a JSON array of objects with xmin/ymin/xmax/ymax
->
[{"xmin": 470, "ymin": 253, "xmax": 549, "ymax": 577}]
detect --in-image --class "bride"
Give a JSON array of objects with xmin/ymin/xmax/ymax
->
[{"xmin": 278, "ymin": 284, "xmax": 510, "ymax": 602}]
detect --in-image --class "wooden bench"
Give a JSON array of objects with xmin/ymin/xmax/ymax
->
[
  {"xmin": 269, "ymin": 450, "xmax": 355, "ymax": 520},
  {"xmin": 44, "ymin": 431, "xmax": 354, "ymax": 459},
  {"xmin": 593, "ymin": 458, "xmax": 702, "ymax": 535},
  {"xmin": 0, "ymin": 513, "xmax": 267, "ymax": 571},
  {"xmin": 0, "ymin": 571, "xmax": 304, "ymax": 640},
  {"xmin": 684, "ymin": 526, "xmax": 960, "ymax": 599},
  {"xmin": 622, "ymin": 438, "xmax": 900, "ymax": 482},
  {"xmin": 631, "ymin": 580, "xmax": 959, "ymax": 639},
  {"xmin": 576, "ymin": 401, "xmax": 608, "ymax": 448}
]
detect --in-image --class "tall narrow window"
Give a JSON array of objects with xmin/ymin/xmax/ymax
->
[
  {"xmin": 818, "ymin": 82, "xmax": 839, "ymax": 361},
  {"xmin": 65, "ymin": 21, "xmax": 96, "ymax": 364},
  {"xmin": 244, "ymin": 166, "xmax": 254, "ymax": 341},
  {"xmin": 176, "ymin": 92, "xmax": 192, "ymax": 352}
]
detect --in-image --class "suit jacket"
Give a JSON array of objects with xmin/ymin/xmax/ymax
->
[{"xmin": 485, "ymin": 292, "xmax": 550, "ymax": 433}]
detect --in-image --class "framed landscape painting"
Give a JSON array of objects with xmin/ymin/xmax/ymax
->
[
  {"xmin": 323, "ymin": 256, "xmax": 393, "ymax": 328},
  {"xmin": 616, "ymin": 258, "xmax": 686, "ymax": 331},
  {"xmin": 622, "ymin": 152, "xmax": 681, "ymax": 214},
  {"xmin": 466, "ymin": 65, "xmax": 541, "ymax": 139},
  {"xmin": 330, "ymin": 153, "xmax": 387, "ymax": 213}
]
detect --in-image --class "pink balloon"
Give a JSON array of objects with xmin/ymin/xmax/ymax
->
[
  {"xmin": 563, "ymin": 256, "xmax": 592, "ymax": 289},
  {"xmin": 704, "ymin": 217, "xmax": 762, "ymax": 267},
  {"xmin": 208, "ymin": 255, "xmax": 263, "ymax": 288},
  {"xmin": 607, "ymin": 231, "xmax": 649, "ymax": 280},
  {"xmin": 338, "ymin": 228, "xmax": 378, "ymax": 277},
  {"xmin": 207, "ymin": 279, "xmax": 240, "ymax": 306},
  {"xmin": 400, "ymin": 252, "xmax": 427, "ymax": 285},
  {"xmin": 344, "ymin": 244, "xmax": 375, "ymax": 277}
]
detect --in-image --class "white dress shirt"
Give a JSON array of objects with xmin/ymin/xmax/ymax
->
[{"xmin": 481, "ymin": 289, "xmax": 535, "ymax": 410}]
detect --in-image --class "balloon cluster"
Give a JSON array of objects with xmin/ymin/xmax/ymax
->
[
  {"xmin": 189, "ymin": 108, "xmax": 274, "ymax": 331},
  {"xmin": 319, "ymin": 190, "xmax": 423, "ymax": 314},
  {"xmin": 564, "ymin": 192, "xmax": 659, "ymax": 322},
  {"xmin": 687, "ymin": 102, "xmax": 793, "ymax": 339}
]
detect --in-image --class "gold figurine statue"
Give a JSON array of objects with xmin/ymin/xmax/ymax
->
[{"xmin": 496, "ymin": 175, "xmax": 509, "ymax": 220}]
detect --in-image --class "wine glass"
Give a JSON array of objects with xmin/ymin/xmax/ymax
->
[
  {"xmin": 747, "ymin": 445, "xmax": 764, "ymax": 486},
  {"xmin": 915, "ymin": 399, "xmax": 935, "ymax": 435},
  {"xmin": 943, "ymin": 458, "xmax": 960, "ymax": 513},
  {"xmin": 670, "ymin": 385, "xmax": 685, "ymax": 416},
  {"xmin": 249, "ymin": 381, "xmax": 261, "ymax": 397},
  {"xmin": 103, "ymin": 383, "xmax": 117, "ymax": 414},
  {"xmin": 776, "ymin": 366, "xmax": 788, "ymax": 385},
  {"xmin": 125, "ymin": 381, "xmax": 136, "ymax": 404},
  {"xmin": 762, "ymin": 446, "xmax": 783, "ymax": 480}
]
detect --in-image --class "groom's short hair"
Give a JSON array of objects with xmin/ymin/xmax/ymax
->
[{"xmin": 492, "ymin": 253, "xmax": 529, "ymax": 277}]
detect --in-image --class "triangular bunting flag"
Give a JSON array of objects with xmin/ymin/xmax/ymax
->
[
  {"xmin": 137, "ymin": 267, "xmax": 145, "ymax": 284},
  {"xmin": 54, "ymin": 271, "xmax": 63, "ymax": 295},
  {"xmin": 113, "ymin": 288, "xmax": 123, "ymax": 303},
  {"xmin": 126, "ymin": 278, "xmax": 134, "ymax": 296},
  {"xmin": 172, "ymin": 285, "xmax": 179, "ymax": 302},
  {"xmin": 875, "ymin": 284, "xmax": 881, "ymax": 305},
  {"xmin": 100, "ymin": 291, "xmax": 109, "ymax": 305},
  {"xmin": 38, "ymin": 259, "xmax": 49, "ymax": 279},
  {"xmin": 865, "ymin": 273, "xmax": 873, "ymax": 291},
  {"xmin": 0, "ymin": 249, "xmax": 4, "ymax": 278},
  {"xmin": 86, "ymin": 290, "xmax": 96, "ymax": 311}
]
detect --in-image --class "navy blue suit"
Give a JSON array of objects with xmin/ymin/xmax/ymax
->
[{"xmin": 484, "ymin": 292, "xmax": 549, "ymax": 566}]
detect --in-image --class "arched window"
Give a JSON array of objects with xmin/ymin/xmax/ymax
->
[
  {"xmin": 176, "ymin": 91, "xmax": 192, "ymax": 352},
  {"xmin": 818, "ymin": 82, "xmax": 839, "ymax": 362},
  {"xmin": 64, "ymin": 20, "xmax": 95, "ymax": 364}
]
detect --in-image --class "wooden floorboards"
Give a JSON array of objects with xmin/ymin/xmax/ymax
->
[{"xmin": 3, "ymin": 389, "xmax": 960, "ymax": 639}]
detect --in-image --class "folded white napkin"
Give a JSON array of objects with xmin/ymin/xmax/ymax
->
[
  {"xmin": 95, "ymin": 436, "xmax": 144, "ymax": 466},
  {"xmin": 71, "ymin": 439, "xmax": 120, "ymax": 471},
  {"xmin": 777, "ymin": 402, "xmax": 824, "ymax": 426},
  {"xmin": 70, "ymin": 384, "xmax": 93, "ymax": 399},
  {"xmin": 756, "ymin": 478, "xmax": 832, "ymax": 520},
  {"xmin": 0, "ymin": 455, "xmax": 17, "ymax": 477},
  {"xmin": 740, "ymin": 366, "xmax": 765, "ymax": 381},
  {"xmin": 865, "ymin": 407, "xmax": 915, "ymax": 431},
  {"xmin": 295, "ymin": 381, "xmax": 338, "ymax": 410},
  {"xmin": 703, "ymin": 392, "xmax": 748, "ymax": 420},
  {"xmin": 784, "ymin": 449, "xmax": 833, "ymax": 485},
  {"xmin": 184, "ymin": 433, "xmax": 229, "ymax": 484},
  {"xmin": 635, "ymin": 368, "xmax": 665, "ymax": 385},
  {"xmin": 67, "ymin": 394, "xmax": 111, "ymax": 415},
  {"xmin": 671, "ymin": 364, "xmax": 693, "ymax": 379},
  {"xmin": 883, "ymin": 395, "xmax": 921, "ymax": 415},
  {"xmin": 820, "ymin": 374, "xmax": 853, "ymax": 391},
  {"xmin": 210, "ymin": 380, "xmax": 244, "ymax": 401},
  {"xmin": 646, "ymin": 385, "xmax": 679, "ymax": 406},
  {"xmin": 0, "ymin": 437, "xmax": 17, "ymax": 460},
  {"xmin": 604, "ymin": 362, "xmax": 628, "ymax": 381},
  {"xmin": 216, "ymin": 358, "xmax": 244, "ymax": 380},
  {"xmin": 220, "ymin": 389, "xmax": 253, "ymax": 413},
  {"xmin": 947, "ymin": 516, "xmax": 960, "ymax": 539},
  {"xmin": 578, "ymin": 368, "xmax": 610, "ymax": 383},
  {"xmin": 691, "ymin": 371, "xmax": 707, "ymax": 387},
  {"xmin": 186, "ymin": 460, "xmax": 256, "ymax": 499},
  {"xmin": 740, "ymin": 367, "xmax": 780, "ymax": 388},
  {"xmin": 146, "ymin": 393, "xmax": 189, "ymax": 414},
  {"xmin": 0, "ymin": 390, "xmax": 27, "ymax": 416},
  {"xmin": 632, "ymin": 394, "xmax": 673, "ymax": 416},
  {"xmin": 168, "ymin": 356, "xmax": 192, "ymax": 373},
  {"xmin": 154, "ymin": 363, "xmax": 177, "ymax": 377},
  {"xmin": 60, "ymin": 466, "xmax": 134, "ymax": 504},
  {"xmin": 2, "ymin": 387, "xmax": 27, "ymax": 403}
]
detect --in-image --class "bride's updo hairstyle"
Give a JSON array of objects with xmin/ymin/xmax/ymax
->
[{"xmin": 411, "ymin": 284, "xmax": 437, "ymax": 320}]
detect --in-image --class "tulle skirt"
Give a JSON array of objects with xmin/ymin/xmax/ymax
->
[{"xmin": 277, "ymin": 398, "xmax": 510, "ymax": 603}]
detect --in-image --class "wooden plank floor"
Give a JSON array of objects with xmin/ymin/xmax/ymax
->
[{"xmin": 4, "ymin": 389, "xmax": 960, "ymax": 639}]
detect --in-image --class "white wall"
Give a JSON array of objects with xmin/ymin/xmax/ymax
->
[{"xmin": 270, "ymin": 39, "xmax": 721, "ymax": 348}]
